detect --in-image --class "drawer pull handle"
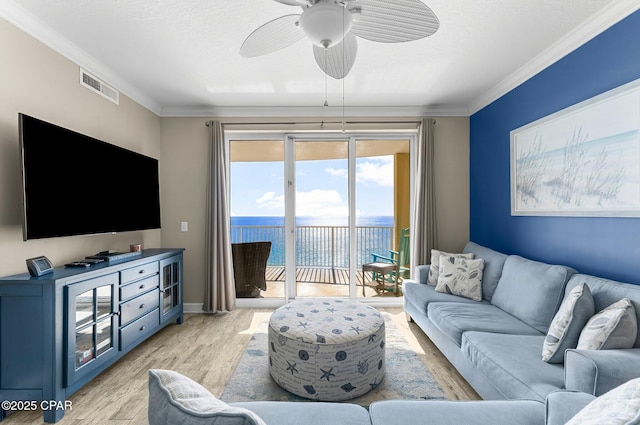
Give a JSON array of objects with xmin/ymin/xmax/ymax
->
[
  {"xmin": 139, "ymin": 270, "xmax": 145, "ymax": 274},
  {"xmin": 139, "ymin": 304, "xmax": 145, "ymax": 309},
  {"xmin": 139, "ymin": 284, "xmax": 145, "ymax": 289},
  {"xmin": 139, "ymin": 326, "xmax": 146, "ymax": 331}
]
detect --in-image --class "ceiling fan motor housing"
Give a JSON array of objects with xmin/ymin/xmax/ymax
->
[{"xmin": 299, "ymin": 2, "xmax": 354, "ymax": 48}]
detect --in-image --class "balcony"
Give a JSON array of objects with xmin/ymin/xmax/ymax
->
[{"xmin": 231, "ymin": 223, "xmax": 400, "ymax": 297}]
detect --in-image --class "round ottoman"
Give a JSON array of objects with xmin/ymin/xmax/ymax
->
[{"xmin": 268, "ymin": 298, "xmax": 385, "ymax": 401}]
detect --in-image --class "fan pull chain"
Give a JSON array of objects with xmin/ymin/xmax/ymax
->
[
  {"xmin": 342, "ymin": 4, "xmax": 345, "ymax": 132},
  {"xmin": 324, "ymin": 48, "xmax": 329, "ymax": 107}
]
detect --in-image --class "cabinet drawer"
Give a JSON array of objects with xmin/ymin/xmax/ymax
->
[
  {"xmin": 120, "ymin": 289, "xmax": 159, "ymax": 326},
  {"xmin": 120, "ymin": 262, "xmax": 159, "ymax": 285},
  {"xmin": 120, "ymin": 308, "xmax": 158, "ymax": 349},
  {"xmin": 120, "ymin": 275, "xmax": 159, "ymax": 301}
]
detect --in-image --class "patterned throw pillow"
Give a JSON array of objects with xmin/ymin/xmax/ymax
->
[
  {"xmin": 542, "ymin": 283, "xmax": 595, "ymax": 363},
  {"xmin": 577, "ymin": 298, "xmax": 638, "ymax": 350},
  {"xmin": 148, "ymin": 369, "xmax": 266, "ymax": 425},
  {"xmin": 565, "ymin": 377, "xmax": 640, "ymax": 425},
  {"xmin": 427, "ymin": 249, "xmax": 475, "ymax": 286},
  {"xmin": 434, "ymin": 255, "xmax": 485, "ymax": 301}
]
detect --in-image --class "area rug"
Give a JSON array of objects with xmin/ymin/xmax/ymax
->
[{"xmin": 220, "ymin": 312, "xmax": 447, "ymax": 406}]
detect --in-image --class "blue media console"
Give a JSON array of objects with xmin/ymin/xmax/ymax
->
[{"xmin": 0, "ymin": 248, "xmax": 184, "ymax": 423}]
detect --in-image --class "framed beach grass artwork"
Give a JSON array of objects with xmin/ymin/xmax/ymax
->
[{"xmin": 510, "ymin": 77, "xmax": 640, "ymax": 217}]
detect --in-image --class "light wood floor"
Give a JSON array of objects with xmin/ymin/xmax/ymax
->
[{"xmin": 4, "ymin": 308, "xmax": 479, "ymax": 425}]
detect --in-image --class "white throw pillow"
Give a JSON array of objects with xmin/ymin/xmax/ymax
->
[
  {"xmin": 542, "ymin": 283, "xmax": 595, "ymax": 363},
  {"xmin": 577, "ymin": 298, "xmax": 637, "ymax": 350},
  {"xmin": 565, "ymin": 377, "xmax": 640, "ymax": 425},
  {"xmin": 148, "ymin": 369, "xmax": 266, "ymax": 425},
  {"xmin": 427, "ymin": 249, "xmax": 475, "ymax": 286},
  {"xmin": 434, "ymin": 255, "xmax": 485, "ymax": 301}
]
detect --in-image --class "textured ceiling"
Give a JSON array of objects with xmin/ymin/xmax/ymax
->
[{"xmin": 2, "ymin": 0, "xmax": 638, "ymax": 116}]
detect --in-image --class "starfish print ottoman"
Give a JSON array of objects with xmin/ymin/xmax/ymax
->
[{"xmin": 268, "ymin": 298, "xmax": 386, "ymax": 401}]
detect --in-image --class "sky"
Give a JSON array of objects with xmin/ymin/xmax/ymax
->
[{"xmin": 230, "ymin": 155, "xmax": 394, "ymax": 217}]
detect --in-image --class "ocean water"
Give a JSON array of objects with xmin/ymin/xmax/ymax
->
[{"xmin": 231, "ymin": 216, "xmax": 395, "ymax": 267}]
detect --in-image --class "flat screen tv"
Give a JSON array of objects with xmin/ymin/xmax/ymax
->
[{"xmin": 19, "ymin": 113, "xmax": 161, "ymax": 240}]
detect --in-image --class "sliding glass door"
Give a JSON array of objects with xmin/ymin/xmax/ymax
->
[{"xmin": 229, "ymin": 132, "xmax": 414, "ymax": 302}]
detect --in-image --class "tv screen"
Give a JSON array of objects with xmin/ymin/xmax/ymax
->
[{"xmin": 19, "ymin": 113, "xmax": 161, "ymax": 240}]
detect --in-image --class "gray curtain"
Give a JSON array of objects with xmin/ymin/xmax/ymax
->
[
  {"xmin": 203, "ymin": 120, "xmax": 236, "ymax": 313},
  {"xmin": 411, "ymin": 117, "xmax": 438, "ymax": 270}
]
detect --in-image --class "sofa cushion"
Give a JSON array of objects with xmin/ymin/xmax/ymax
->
[
  {"xmin": 403, "ymin": 281, "xmax": 490, "ymax": 317},
  {"xmin": 491, "ymin": 256, "xmax": 575, "ymax": 333},
  {"xmin": 566, "ymin": 274, "xmax": 640, "ymax": 347},
  {"xmin": 428, "ymin": 303, "xmax": 541, "ymax": 346},
  {"xmin": 427, "ymin": 249, "xmax": 474, "ymax": 285},
  {"xmin": 461, "ymin": 332, "xmax": 564, "ymax": 401},
  {"xmin": 462, "ymin": 242, "xmax": 508, "ymax": 302},
  {"xmin": 577, "ymin": 298, "xmax": 637, "ymax": 350},
  {"xmin": 565, "ymin": 377, "xmax": 640, "ymax": 425},
  {"xmin": 369, "ymin": 399, "xmax": 545, "ymax": 425},
  {"xmin": 435, "ymin": 255, "xmax": 485, "ymax": 301},
  {"xmin": 542, "ymin": 283, "xmax": 595, "ymax": 363},
  {"xmin": 148, "ymin": 369, "xmax": 266, "ymax": 425},
  {"xmin": 232, "ymin": 402, "xmax": 372, "ymax": 425}
]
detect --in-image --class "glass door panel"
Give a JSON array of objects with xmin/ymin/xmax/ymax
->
[
  {"xmin": 96, "ymin": 284, "xmax": 112, "ymax": 320},
  {"xmin": 75, "ymin": 289, "xmax": 94, "ymax": 328},
  {"xmin": 230, "ymin": 140, "xmax": 285, "ymax": 299},
  {"xmin": 75, "ymin": 326, "xmax": 94, "ymax": 368},
  {"xmin": 355, "ymin": 139, "xmax": 410, "ymax": 298},
  {"xmin": 294, "ymin": 139, "xmax": 349, "ymax": 298},
  {"xmin": 95, "ymin": 318, "xmax": 113, "ymax": 357}
]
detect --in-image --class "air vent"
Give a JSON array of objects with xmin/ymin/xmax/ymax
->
[{"xmin": 79, "ymin": 68, "xmax": 119, "ymax": 105}]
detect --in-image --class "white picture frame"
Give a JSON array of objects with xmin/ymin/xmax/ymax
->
[{"xmin": 510, "ymin": 78, "xmax": 640, "ymax": 217}]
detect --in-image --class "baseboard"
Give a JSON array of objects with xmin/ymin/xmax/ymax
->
[{"xmin": 184, "ymin": 303, "xmax": 205, "ymax": 313}]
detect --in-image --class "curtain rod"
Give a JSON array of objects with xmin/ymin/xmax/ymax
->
[{"xmin": 206, "ymin": 120, "xmax": 434, "ymax": 127}]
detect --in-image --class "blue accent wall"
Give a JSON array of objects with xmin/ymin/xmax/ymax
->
[{"xmin": 470, "ymin": 10, "xmax": 640, "ymax": 284}]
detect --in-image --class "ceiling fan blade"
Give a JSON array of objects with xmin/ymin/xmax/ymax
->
[
  {"xmin": 272, "ymin": 0, "xmax": 307, "ymax": 6},
  {"xmin": 313, "ymin": 33, "xmax": 357, "ymax": 79},
  {"xmin": 350, "ymin": 0, "xmax": 439, "ymax": 43},
  {"xmin": 240, "ymin": 14, "xmax": 305, "ymax": 58}
]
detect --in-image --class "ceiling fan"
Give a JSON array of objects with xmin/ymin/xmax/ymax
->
[{"xmin": 240, "ymin": 0, "xmax": 440, "ymax": 79}]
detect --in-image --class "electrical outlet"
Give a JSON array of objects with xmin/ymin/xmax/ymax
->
[{"xmin": 180, "ymin": 222, "xmax": 188, "ymax": 232}]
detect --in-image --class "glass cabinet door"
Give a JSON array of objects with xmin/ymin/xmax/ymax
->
[
  {"xmin": 159, "ymin": 255, "xmax": 182, "ymax": 324},
  {"xmin": 66, "ymin": 273, "xmax": 119, "ymax": 386}
]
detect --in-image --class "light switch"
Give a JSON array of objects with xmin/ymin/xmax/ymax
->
[{"xmin": 180, "ymin": 222, "xmax": 188, "ymax": 232}]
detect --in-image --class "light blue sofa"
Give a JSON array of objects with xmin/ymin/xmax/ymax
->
[
  {"xmin": 149, "ymin": 367, "xmax": 601, "ymax": 425},
  {"xmin": 403, "ymin": 241, "xmax": 640, "ymax": 402}
]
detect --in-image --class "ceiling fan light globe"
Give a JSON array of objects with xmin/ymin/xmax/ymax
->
[{"xmin": 299, "ymin": 2, "xmax": 353, "ymax": 48}]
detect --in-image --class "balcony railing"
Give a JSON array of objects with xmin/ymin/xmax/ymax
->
[{"xmin": 231, "ymin": 225, "xmax": 394, "ymax": 269}]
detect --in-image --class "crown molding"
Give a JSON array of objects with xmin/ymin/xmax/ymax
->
[
  {"xmin": 0, "ymin": 0, "xmax": 163, "ymax": 115},
  {"xmin": 159, "ymin": 104, "xmax": 470, "ymax": 118},
  {"xmin": 468, "ymin": 0, "xmax": 640, "ymax": 115}
]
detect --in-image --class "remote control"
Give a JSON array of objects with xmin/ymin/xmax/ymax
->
[{"xmin": 65, "ymin": 261, "xmax": 91, "ymax": 267}]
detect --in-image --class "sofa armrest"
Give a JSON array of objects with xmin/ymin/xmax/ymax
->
[
  {"xmin": 545, "ymin": 391, "xmax": 595, "ymax": 425},
  {"xmin": 414, "ymin": 264, "xmax": 431, "ymax": 285},
  {"xmin": 564, "ymin": 348, "xmax": 640, "ymax": 395}
]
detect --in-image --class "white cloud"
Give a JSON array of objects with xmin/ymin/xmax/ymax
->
[
  {"xmin": 255, "ymin": 189, "xmax": 364, "ymax": 217},
  {"xmin": 255, "ymin": 191, "xmax": 284, "ymax": 212},
  {"xmin": 323, "ymin": 156, "xmax": 394, "ymax": 187},
  {"xmin": 296, "ymin": 189, "xmax": 347, "ymax": 217},
  {"xmin": 325, "ymin": 167, "xmax": 348, "ymax": 178},
  {"xmin": 357, "ymin": 156, "xmax": 393, "ymax": 187}
]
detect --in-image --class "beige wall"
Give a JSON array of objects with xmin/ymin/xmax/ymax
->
[
  {"xmin": 433, "ymin": 117, "xmax": 470, "ymax": 253},
  {"xmin": 160, "ymin": 117, "xmax": 470, "ymax": 305},
  {"xmin": 0, "ymin": 18, "xmax": 161, "ymax": 277}
]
